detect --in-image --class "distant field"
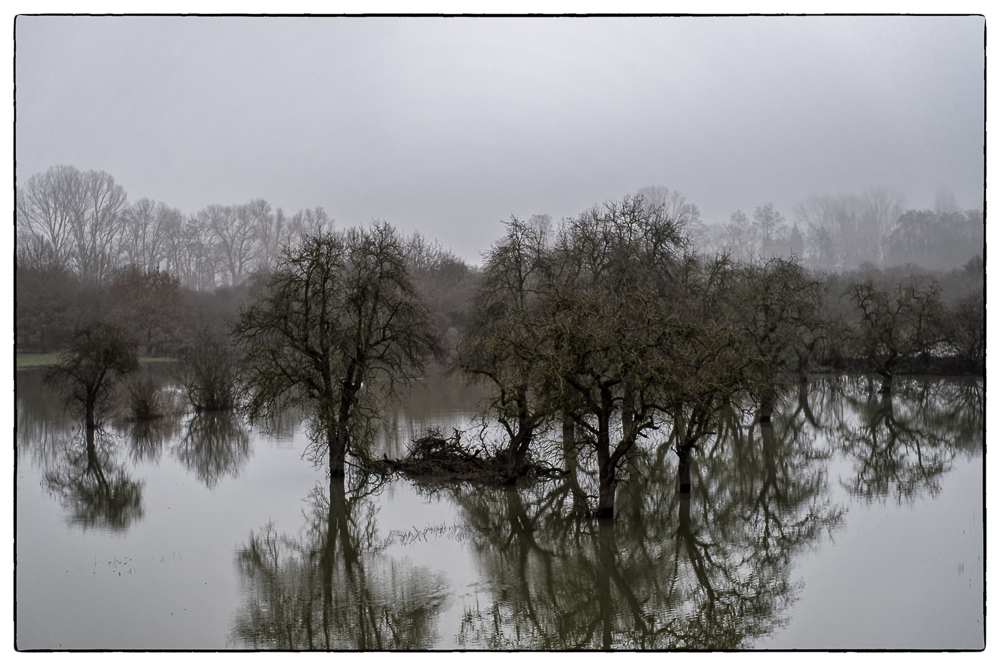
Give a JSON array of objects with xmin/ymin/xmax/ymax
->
[
  {"xmin": 15, "ymin": 353, "xmax": 62, "ymax": 368},
  {"xmin": 16, "ymin": 353, "xmax": 176, "ymax": 368}
]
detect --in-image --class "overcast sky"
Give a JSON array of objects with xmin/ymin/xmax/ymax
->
[{"xmin": 15, "ymin": 15, "xmax": 984, "ymax": 264}]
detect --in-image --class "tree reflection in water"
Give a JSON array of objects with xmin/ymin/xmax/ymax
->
[
  {"xmin": 231, "ymin": 477, "xmax": 449, "ymax": 649},
  {"xmin": 18, "ymin": 366, "xmax": 981, "ymax": 648},
  {"xmin": 834, "ymin": 376, "xmax": 983, "ymax": 504},
  {"xmin": 172, "ymin": 412, "xmax": 251, "ymax": 489},
  {"xmin": 42, "ymin": 426, "xmax": 144, "ymax": 532},
  {"xmin": 124, "ymin": 417, "xmax": 183, "ymax": 464},
  {"xmin": 450, "ymin": 394, "xmax": 844, "ymax": 650},
  {"xmin": 16, "ymin": 369, "xmax": 80, "ymax": 469}
]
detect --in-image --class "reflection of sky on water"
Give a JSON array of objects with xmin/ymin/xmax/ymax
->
[
  {"xmin": 15, "ymin": 370, "xmax": 984, "ymax": 649},
  {"xmin": 767, "ymin": 443, "xmax": 983, "ymax": 649}
]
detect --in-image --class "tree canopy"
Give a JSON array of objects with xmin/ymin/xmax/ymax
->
[{"xmin": 233, "ymin": 222, "xmax": 439, "ymax": 476}]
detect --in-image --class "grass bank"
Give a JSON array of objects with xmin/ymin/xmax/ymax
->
[{"xmin": 16, "ymin": 353, "xmax": 177, "ymax": 369}]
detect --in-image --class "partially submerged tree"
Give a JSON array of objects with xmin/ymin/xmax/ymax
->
[
  {"xmin": 847, "ymin": 277, "xmax": 947, "ymax": 393},
  {"xmin": 45, "ymin": 322, "xmax": 139, "ymax": 429},
  {"xmin": 458, "ymin": 216, "xmax": 552, "ymax": 483},
  {"xmin": 663, "ymin": 322, "xmax": 756, "ymax": 493},
  {"xmin": 178, "ymin": 327, "xmax": 240, "ymax": 412},
  {"xmin": 537, "ymin": 195, "xmax": 686, "ymax": 517},
  {"xmin": 233, "ymin": 223, "xmax": 438, "ymax": 477},
  {"xmin": 946, "ymin": 292, "xmax": 985, "ymax": 373},
  {"xmin": 728, "ymin": 257, "xmax": 824, "ymax": 421}
]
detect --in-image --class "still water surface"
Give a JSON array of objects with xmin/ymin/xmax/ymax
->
[{"xmin": 15, "ymin": 369, "xmax": 983, "ymax": 650}]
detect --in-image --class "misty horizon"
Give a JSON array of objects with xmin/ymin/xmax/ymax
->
[{"xmin": 14, "ymin": 15, "xmax": 985, "ymax": 265}]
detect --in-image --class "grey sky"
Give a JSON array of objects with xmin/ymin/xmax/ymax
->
[{"xmin": 15, "ymin": 15, "xmax": 984, "ymax": 264}]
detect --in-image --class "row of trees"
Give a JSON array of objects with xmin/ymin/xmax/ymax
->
[
  {"xmin": 17, "ymin": 164, "xmax": 334, "ymax": 289},
  {"xmin": 449, "ymin": 198, "xmax": 981, "ymax": 514},
  {"xmin": 24, "ymin": 347, "xmax": 978, "ymax": 548},
  {"xmin": 34, "ymin": 190, "xmax": 983, "ymax": 520},
  {"xmin": 16, "ymin": 229, "xmax": 474, "ymax": 361},
  {"xmin": 18, "ymin": 167, "xmax": 982, "ymax": 293},
  {"xmin": 225, "ymin": 195, "xmax": 982, "ymax": 519},
  {"xmin": 705, "ymin": 188, "xmax": 983, "ymax": 271},
  {"xmin": 787, "ymin": 189, "xmax": 983, "ymax": 271}
]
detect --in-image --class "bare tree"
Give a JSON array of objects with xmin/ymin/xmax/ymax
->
[
  {"xmin": 727, "ymin": 257, "xmax": 825, "ymax": 421},
  {"xmin": 847, "ymin": 277, "xmax": 947, "ymax": 393},
  {"xmin": 201, "ymin": 203, "xmax": 258, "ymax": 286},
  {"xmin": 636, "ymin": 185, "xmax": 705, "ymax": 250},
  {"xmin": 164, "ymin": 215, "xmax": 218, "ymax": 290},
  {"xmin": 17, "ymin": 165, "xmax": 85, "ymax": 269},
  {"xmin": 722, "ymin": 210, "xmax": 759, "ymax": 262},
  {"xmin": 752, "ymin": 203, "xmax": 788, "ymax": 258},
  {"xmin": 793, "ymin": 189, "xmax": 904, "ymax": 269},
  {"xmin": 459, "ymin": 216, "xmax": 552, "ymax": 483},
  {"xmin": 794, "ymin": 194, "xmax": 839, "ymax": 269},
  {"xmin": 71, "ymin": 169, "xmax": 129, "ymax": 282},
  {"xmin": 233, "ymin": 222, "xmax": 439, "ymax": 477},
  {"xmin": 858, "ymin": 188, "xmax": 905, "ymax": 265},
  {"xmin": 247, "ymin": 199, "xmax": 287, "ymax": 272},
  {"xmin": 45, "ymin": 323, "xmax": 139, "ymax": 429},
  {"xmin": 287, "ymin": 207, "xmax": 332, "ymax": 247},
  {"xmin": 538, "ymin": 194, "xmax": 687, "ymax": 517},
  {"xmin": 934, "ymin": 185, "xmax": 959, "ymax": 214},
  {"xmin": 121, "ymin": 198, "xmax": 180, "ymax": 272}
]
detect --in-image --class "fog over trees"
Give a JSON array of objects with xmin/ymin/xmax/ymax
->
[{"xmin": 14, "ymin": 161, "xmax": 984, "ymax": 518}]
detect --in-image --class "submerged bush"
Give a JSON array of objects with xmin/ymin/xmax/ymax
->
[
  {"xmin": 125, "ymin": 372, "xmax": 163, "ymax": 421},
  {"xmin": 178, "ymin": 328, "xmax": 239, "ymax": 412}
]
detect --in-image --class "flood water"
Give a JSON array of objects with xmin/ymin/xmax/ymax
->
[{"xmin": 15, "ymin": 368, "xmax": 984, "ymax": 650}]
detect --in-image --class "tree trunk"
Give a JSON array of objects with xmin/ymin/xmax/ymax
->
[
  {"xmin": 595, "ymin": 392, "xmax": 616, "ymax": 518},
  {"xmin": 562, "ymin": 412, "xmax": 589, "ymax": 516},
  {"xmin": 503, "ymin": 447, "xmax": 520, "ymax": 485},
  {"xmin": 85, "ymin": 400, "xmax": 96, "ymax": 431},
  {"xmin": 677, "ymin": 443, "xmax": 692, "ymax": 494},
  {"xmin": 798, "ymin": 353, "xmax": 810, "ymax": 382},
  {"xmin": 502, "ymin": 434, "xmax": 527, "ymax": 486},
  {"xmin": 879, "ymin": 371, "xmax": 893, "ymax": 394},
  {"xmin": 85, "ymin": 426, "xmax": 108, "ymax": 490},
  {"xmin": 328, "ymin": 422, "xmax": 347, "ymax": 478},
  {"xmin": 329, "ymin": 391, "xmax": 355, "ymax": 477},
  {"xmin": 596, "ymin": 466, "xmax": 617, "ymax": 519},
  {"xmin": 759, "ymin": 389, "xmax": 774, "ymax": 423},
  {"xmin": 502, "ymin": 411, "xmax": 532, "ymax": 485},
  {"xmin": 596, "ymin": 519, "xmax": 615, "ymax": 649},
  {"xmin": 761, "ymin": 421, "xmax": 778, "ymax": 495}
]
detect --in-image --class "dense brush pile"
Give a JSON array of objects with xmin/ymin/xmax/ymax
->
[{"xmin": 382, "ymin": 428, "xmax": 563, "ymax": 485}]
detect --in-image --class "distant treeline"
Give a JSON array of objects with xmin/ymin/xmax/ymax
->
[
  {"xmin": 16, "ymin": 165, "xmax": 474, "ymax": 354},
  {"xmin": 17, "ymin": 167, "xmax": 983, "ymax": 288},
  {"xmin": 15, "ymin": 166, "xmax": 983, "ymax": 365},
  {"xmin": 645, "ymin": 185, "xmax": 983, "ymax": 272}
]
